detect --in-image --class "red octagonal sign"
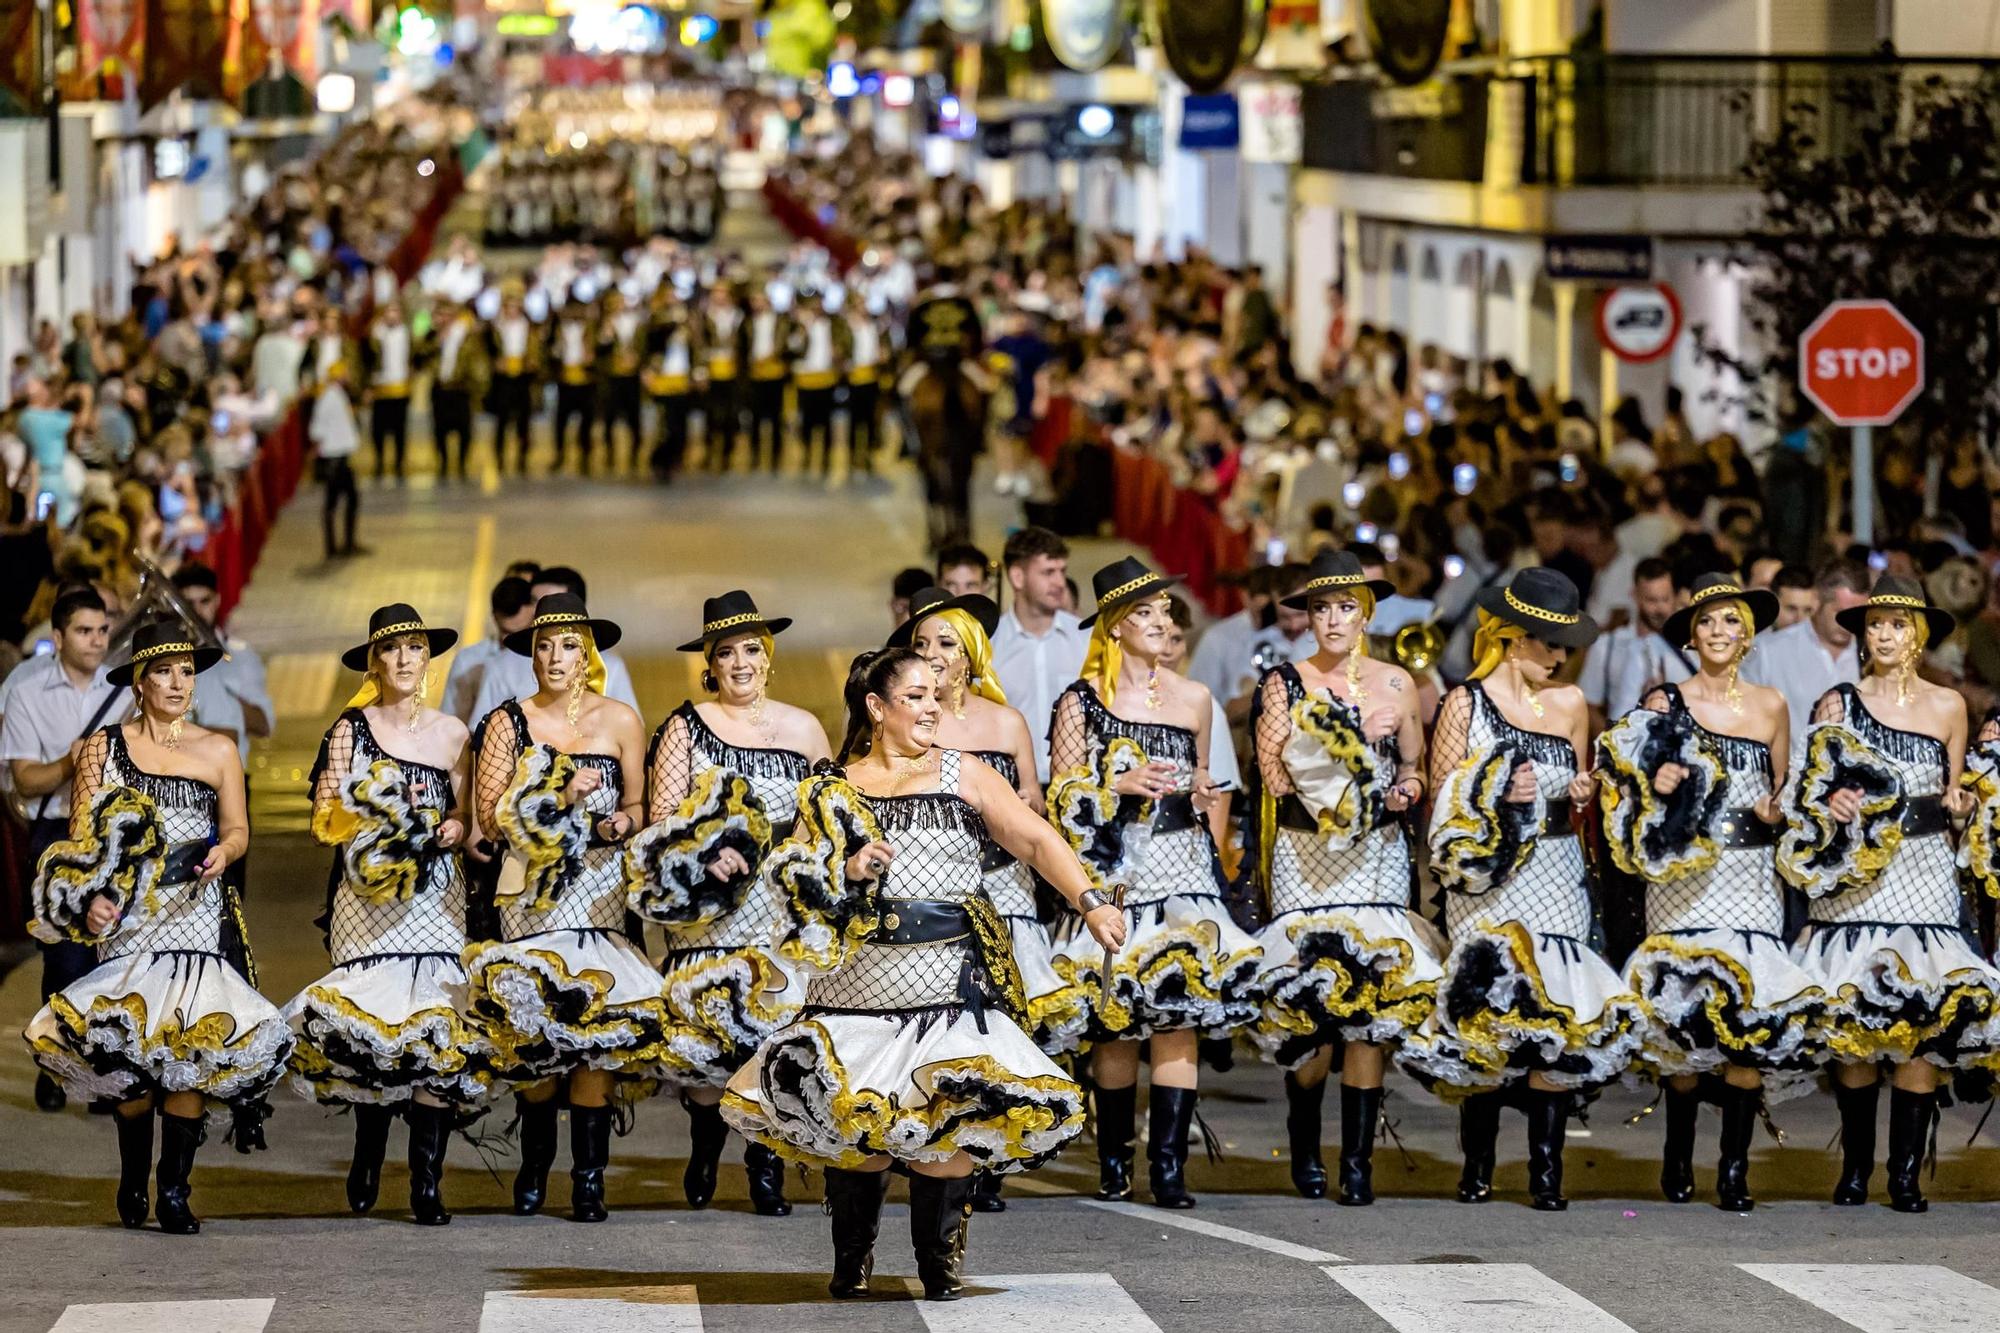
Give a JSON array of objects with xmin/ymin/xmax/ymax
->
[{"xmin": 1799, "ymin": 299, "xmax": 1925, "ymax": 427}]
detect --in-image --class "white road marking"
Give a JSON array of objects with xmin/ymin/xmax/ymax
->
[
  {"xmin": 907, "ymin": 1272, "xmax": 1162, "ymax": 1331},
  {"xmin": 51, "ymin": 1300, "xmax": 275, "ymax": 1333},
  {"xmin": 478, "ymin": 1287, "xmax": 703, "ymax": 1332},
  {"xmin": 1080, "ymin": 1199, "xmax": 1348, "ymax": 1263},
  {"xmin": 1325, "ymin": 1263, "xmax": 1635, "ymax": 1333},
  {"xmin": 1739, "ymin": 1263, "xmax": 2000, "ymax": 1331}
]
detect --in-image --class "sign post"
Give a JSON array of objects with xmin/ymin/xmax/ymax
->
[{"xmin": 1798, "ymin": 300, "xmax": 1925, "ymax": 547}]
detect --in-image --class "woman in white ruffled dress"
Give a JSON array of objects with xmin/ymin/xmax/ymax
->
[
  {"xmin": 463, "ymin": 592, "xmax": 661, "ymax": 1223},
  {"xmin": 724, "ymin": 648, "xmax": 1124, "ymax": 1301},
  {"xmin": 890, "ymin": 584, "xmax": 1089, "ymax": 1213},
  {"xmin": 1398, "ymin": 567, "xmax": 1643, "ymax": 1211},
  {"xmin": 1601, "ymin": 575, "xmax": 1827, "ymax": 1213},
  {"xmin": 1248, "ymin": 550, "xmax": 1438, "ymax": 1205},
  {"xmin": 1779, "ymin": 574, "xmax": 2000, "ymax": 1213},
  {"xmin": 285, "ymin": 604, "xmax": 485, "ymax": 1227},
  {"xmin": 25, "ymin": 619, "xmax": 293, "ymax": 1235},
  {"xmin": 627, "ymin": 590, "xmax": 826, "ymax": 1217},
  {"xmin": 1044, "ymin": 557, "xmax": 1262, "ymax": 1210}
]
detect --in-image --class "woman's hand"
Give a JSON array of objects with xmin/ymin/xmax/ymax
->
[
  {"xmin": 1361, "ymin": 705, "xmax": 1400, "ymax": 743},
  {"xmin": 1114, "ymin": 761, "xmax": 1178, "ymax": 800},
  {"xmin": 1652, "ymin": 763, "xmax": 1687, "ymax": 796},
  {"xmin": 464, "ymin": 839, "xmax": 493, "ymax": 864},
  {"xmin": 1191, "ymin": 770, "xmax": 1221, "ymax": 812},
  {"xmin": 1385, "ymin": 778, "xmax": 1420, "ymax": 813},
  {"xmin": 1828, "ymin": 787, "xmax": 1863, "ymax": 823},
  {"xmin": 1753, "ymin": 793, "xmax": 1783, "ymax": 825},
  {"xmin": 1084, "ymin": 904, "xmax": 1128, "ymax": 951},
  {"xmin": 1504, "ymin": 762, "xmax": 1539, "ymax": 805},
  {"xmin": 563, "ymin": 767, "xmax": 603, "ymax": 807},
  {"xmin": 1567, "ymin": 772, "xmax": 1598, "ymax": 806},
  {"xmin": 595, "ymin": 812, "xmax": 634, "ymax": 842},
  {"xmin": 85, "ymin": 896, "xmax": 119, "ymax": 935},
  {"xmin": 708, "ymin": 846, "xmax": 751, "ymax": 882},
  {"xmin": 197, "ymin": 846, "xmax": 230, "ymax": 883},
  {"xmin": 1946, "ymin": 785, "xmax": 1975, "ymax": 819},
  {"xmin": 436, "ymin": 818, "xmax": 465, "ymax": 850},
  {"xmin": 844, "ymin": 840, "xmax": 896, "ymax": 883}
]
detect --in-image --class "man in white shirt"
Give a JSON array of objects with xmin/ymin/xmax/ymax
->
[
  {"xmin": 467, "ymin": 566, "xmax": 641, "ymax": 725},
  {"xmin": 248, "ymin": 302, "xmax": 306, "ymax": 406},
  {"xmin": 367, "ymin": 301, "xmax": 415, "ymax": 479},
  {"xmin": 1187, "ymin": 567, "xmax": 1275, "ymax": 703},
  {"xmin": 990, "ymin": 528, "xmax": 1090, "ymax": 783},
  {"xmin": 1577, "ymin": 556, "xmax": 1692, "ymax": 732},
  {"xmin": 1587, "ymin": 468, "xmax": 1706, "ymax": 626},
  {"xmin": 310, "ymin": 368, "xmax": 363, "ymax": 560},
  {"xmin": 173, "ymin": 565, "xmax": 272, "ymax": 763},
  {"xmin": 445, "ymin": 575, "xmax": 537, "ymax": 724},
  {"xmin": 1741, "ymin": 557, "xmax": 1871, "ymax": 772}
]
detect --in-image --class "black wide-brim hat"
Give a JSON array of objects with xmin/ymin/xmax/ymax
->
[
  {"xmin": 888, "ymin": 588, "xmax": 1001, "ymax": 648},
  {"xmin": 1835, "ymin": 573, "xmax": 1957, "ymax": 641},
  {"xmin": 1280, "ymin": 549, "xmax": 1396, "ymax": 610},
  {"xmin": 1473, "ymin": 566, "xmax": 1599, "ymax": 649},
  {"xmin": 1661, "ymin": 574, "xmax": 1779, "ymax": 649},
  {"xmin": 505, "ymin": 592, "xmax": 624, "ymax": 656},
  {"xmin": 1081, "ymin": 556, "xmax": 1182, "ymax": 629},
  {"xmin": 107, "ymin": 619, "xmax": 225, "ymax": 686},
  {"xmin": 341, "ymin": 603, "xmax": 459, "ymax": 672},
  {"xmin": 676, "ymin": 590, "xmax": 792, "ymax": 653}
]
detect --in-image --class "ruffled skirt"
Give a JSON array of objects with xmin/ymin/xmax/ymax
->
[
  {"xmin": 1792, "ymin": 921, "xmax": 2000, "ymax": 1067},
  {"xmin": 463, "ymin": 927, "xmax": 675, "ymax": 1087},
  {"xmin": 721, "ymin": 1005, "xmax": 1085, "ymax": 1171},
  {"xmin": 1397, "ymin": 919, "xmax": 1644, "ymax": 1096},
  {"xmin": 1253, "ymin": 905, "xmax": 1446, "ymax": 1068},
  {"xmin": 986, "ymin": 859, "xmax": 1090, "ymax": 1054},
  {"xmin": 1047, "ymin": 888, "xmax": 1263, "ymax": 1043},
  {"xmin": 660, "ymin": 944, "xmax": 804, "ymax": 1087},
  {"xmin": 283, "ymin": 955, "xmax": 490, "ymax": 1106},
  {"xmin": 26, "ymin": 950, "xmax": 294, "ymax": 1105},
  {"xmin": 1624, "ymin": 929, "xmax": 1829, "ymax": 1098}
]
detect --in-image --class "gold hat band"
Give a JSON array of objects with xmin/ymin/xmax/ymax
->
[
  {"xmin": 1100, "ymin": 573, "xmax": 1161, "ymax": 603},
  {"xmin": 1304, "ymin": 574, "xmax": 1367, "ymax": 593},
  {"xmin": 533, "ymin": 612, "xmax": 589, "ymax": 629},
  {"xmin": 702, "ymin": 612, "xmax": 764, "ymax": 634},
  {"xmin": 1692, "ymin": 583, "xmax": 1744, "ymax": 602},
  {"xmin": 130, "ymin": 640, "xmax": 196, "ymax": 665},
  {"xmin": 1505, "ymin": 588, "xmax": 1580, "ymax": 626},
  {"xmin": 369, "ymin": 620, "xmax": 427, "ymax": 643},
  {"xmin": 1869, "ymin": 594, "xmax": 1926, "ymax": 610}
]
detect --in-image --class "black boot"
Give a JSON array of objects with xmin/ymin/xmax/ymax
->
[
  {"xmin": 744, "ymin": 1142, "xmax": 793, "ymax": 1217},
  {"xmin": 968, "ymin": 1170, "xmax": 1006, "ymax": 1213},
  {"xmin": 155, "ymin": 1112, "xmax": 206, "ymax": 1235},
  {"xmin": 1283, "ymin": 1072, "xmax": 1328, "ymax": 1199},
  {"xmin": 1526, "ymin": 1089, "xmax": 1571, "ymax": 1212},
  {"xmin": 405, "ymin": 1103, "xmax": 453, "ymax": 1226},
  {"xmin": 1456, "ymin": 1092, "xmax": 1501, "ymax": 1203},
  {"xmin": 682, "ymin": 1097, "xmax": 728, "ymax": 1209},
  {"xmin": 1147, "ymin": 1086, "xmax": 1199, "ymax": 1210},
  {"xmin": 1659, "ymin": 1083, "xmax": 1699, "ymax": 1203},
  {"xmin": 909, "ymin": 1173, "xmax": 975, "ymax": 1302},
  {"xmin": 569, "ymin": 1104, "xmax": 612, "ymax": 1223},
  {"xmin": 1338, "ymin": 1084, "xmax": 1382, "ymax": 1207},
  {"xmin": 34, "ymin": 1072, "xmax": 66, "ymax": 1112},
  {"xmin": 1095, "ymin": 1083, "xmax": 1137, "ymax": 1201},
  {"xmin": 115, "ymin": 1108, "xmax": 154, "ymax": 1228},
  {"xmin": 1832, "ymin": 1080, "xmax": 1879, "ymax": 1206},
  {"xmin": 347, "ymin": 1104, "xmax": 393, "ymax": 1215},
  {"xmin": 825, "ymin": 1167, "xmax": 889, "ymax": 1299},
  {"xmin": 1715, "ymin": 1084, "xmax": 1758, "ymax": 1213},
  {"xmin": 513, "ymin": 1096, "xmax": 559, "ymax": 1216},
  {"xmin": 1886, "ymin": 1087, "xmax": 1936, "ymax": 1214}
]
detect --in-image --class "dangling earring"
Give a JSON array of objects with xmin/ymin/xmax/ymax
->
[
  {"xmin": 1725, "ymin": 642, "xmax": 1747, "ymax": 714},
  {"xmin": 1144, "ymin": 663, "xmax": 1162, "ymax": 710},
  {"xmin": 409, "ymin": 669, "xmax": 429, "ymax": 733},
  {"xmin": 701, "ymin": 669, "xmax": 718, "ymax": 694},
  {"xmin": 164, "ymin": 706, "xmax": 186, "ymax": 750}
]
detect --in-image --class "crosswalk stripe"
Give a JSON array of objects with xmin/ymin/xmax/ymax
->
[
  {"xmin": 50, "ymin": 1300, "xmax": 275, "ymax": 1333},
  {"xmin": 1324, "ymin": 1263, "xmax": 1634, "ymax": 1333},
  {"xmin": 1739, "ymin": 1264, "xmax": 2000, "ymax": 1331},
  {"xmin": 906, "ymin": 1272, "xmax": 1162, "ymax": 1331},
  {"xmin": 477, "ymin": 1287, "xmax": 703, "ymax": 1332},
  {"xmin": 1080, "ymin": 1199, "xmax": 1348, "ymax": 1263}
]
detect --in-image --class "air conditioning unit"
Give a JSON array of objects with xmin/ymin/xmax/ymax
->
[{"xmin": 0, "ymin": 121, "xmax": 51, "ymax": 265}]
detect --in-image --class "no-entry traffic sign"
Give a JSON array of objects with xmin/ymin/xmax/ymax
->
[
  {"xmin": 1799, "ymin": 300, "xmax": 1925, "ymax": 426},
  {"xmin": 1597, "ymin": 283, "xmax": 1681, "ymax": 363}
]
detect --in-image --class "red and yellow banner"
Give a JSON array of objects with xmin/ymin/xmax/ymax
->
[
  {"xmin": 80, "ymin": 0, "xmax": 147, "ymax": 78},
  {"xmin": 0, "ymin": 0, "xmax": 41, "ymax": 112},
  {"xmin": 227, "ymin": 0, "xmax": 317, "ymax": 99}
]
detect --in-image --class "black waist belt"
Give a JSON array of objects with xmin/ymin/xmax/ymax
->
[
  {"xmin": 871, "ymin": 899, "xmax": 972, "ymax": 945},
  {"xmin": 162, "ymin": 841, "xmax": 210, "ymax": 885},
  {"xmin": 1152, "ymin": 794, "xmax": 1200, "ymax": 834},
  {"xmin": 980, "ymin": 843, "xmax": 1016, "ymax": 873},
  {"xmin": 1275, "ymin": 793, "xmax": 1403, "ymax": 835},
  {"xmin": 1903, "ymin": 795, "xmax": 1947, "ymax": 839},
  {"xmin": 1542, "ymin": 808, "xmax": 1576, "ymax": 839},
  {"xmin": 1714, "ymin": 808, "xmax": 1778, "ymax": 849}
]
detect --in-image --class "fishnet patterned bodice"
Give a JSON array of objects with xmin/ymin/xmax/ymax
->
[
  {"xmin": 476, "ymin": 701, "xmax": 631, "ymax": 938},
  {"xmin": 806, "ymin": 751, "xmax": 991, "ymax": 1012},
  {"xmin": 93, "ymin": 727, "xmax": 224, "ymax": 959},
  {"xmin": 1259, "ymin": 664, "xmax": 1411, "ymax": 915},
  {"xmin": 311, "ymin": 710, "xmax": 468, "ymax": 964},
  {"xmin": 970, "ymin": 749, "xmax": 1037, "ymax": 918},
  {"xmin": 1435, "ymin": 684, "xmax": 1591, "ymax": 941},
  {"xmin": 1807, "ymin": 684, "xmax": 1959, "ymax": 930},
  {"xmin": 1645, "ymin": 703, "xmax": 1780, "ymax": 936}
]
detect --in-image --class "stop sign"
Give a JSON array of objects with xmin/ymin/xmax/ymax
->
[{"xmin": 1799, "ymin": 300, "xmax": 1925, "ymax": 426}]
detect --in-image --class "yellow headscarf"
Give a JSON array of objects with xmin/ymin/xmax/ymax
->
[
  {"xmin": 1081, "ymin": 601, "xmax": 1139, "ymax": 706},
  {"xmin": 1467, "ymin": 608, "xmax": 1527, "ymax": 682},
  {"xmin": 926, "ymin": 608, "xmax": 1008, "ymax": 706},
  {"xmin": 344, "ymin": 636, "xmax": 431, "ymax": 710}
]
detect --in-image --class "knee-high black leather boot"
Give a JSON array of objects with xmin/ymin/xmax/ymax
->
[
  {"xmin": 1283, "ymin": 1072, "xmax": 1328, "ymax": 1200},
  {"xmin": 1456, "ymin": 1092, "xmax": 1501, "ymax": 1203},
  {"xmin": 1832, "ymin": 1079, "xmax": 1879, "ymax": 1206},
  {"xmin": 824, "ymin": 1167, "xmax": 890, "ymax": 1298},
  {"xmin": 347, "ymin": 1103, "xmax": 393, "ymax": 1215},
  {"xmin": 1659, "ymin": 1083, "xmax": 1699, "ymax": 1203},
  {"xmin": 1338, "ymin": 1084, "xmax": 1383, "ymax": 1207}
]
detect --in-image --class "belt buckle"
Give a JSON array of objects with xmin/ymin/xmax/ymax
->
[{"xmin": 882, "ymin": 911, "xmax": 901, "ymax": 932}]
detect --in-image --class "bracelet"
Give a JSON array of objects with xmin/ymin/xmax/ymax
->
[{"xmin": 1077, "ymin": 888, "xmax": 1113, "ymax": 913}]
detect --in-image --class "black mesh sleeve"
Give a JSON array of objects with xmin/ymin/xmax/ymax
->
[
  {"xmin": 66, "ymin": 728, "xmax": 112, "ymax": 839},
  {"xmin": 1429, "ymin": 686, "xmax": 1475, "ymax": 798},
  {"xmin": 647, "ymin": 713, "xmax": 695, "ymax": 823},
  {"xmin": 473, "ymin": 705, "xmax": 521, "ymax": 839},
  {"xmin": 1256, "ymin": 670, "xmax": 1295, "ymax": 797}
]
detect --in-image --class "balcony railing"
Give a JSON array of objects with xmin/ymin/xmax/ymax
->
[{"xmin": 1303, "ymin": 54, "xmax": 2000, "ymax": 189}]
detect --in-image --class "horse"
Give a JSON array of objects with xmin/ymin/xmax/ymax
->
[{"xmin": 901, "ymin": 361, "xmax": 990, "ymax": 553}]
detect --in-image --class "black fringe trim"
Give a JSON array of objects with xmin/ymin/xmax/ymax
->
[
  {"xmin": 107, "ymin": 728, "xmax": 216, "ymax": 814},
  {"xmin": 1066, "ymin": 682, "xmax": 1197, "ymax": 766},
  {"xmin": 1838, "ymin": 685, "xmax": 1948, "ymax": 768},
  {"xmin": 671, "ymin": 703, "xmax": 815, "ymax": 781},
  {"xmin": 1472, "ymin": 685, "xmax": 1573, "ymax": 767}
]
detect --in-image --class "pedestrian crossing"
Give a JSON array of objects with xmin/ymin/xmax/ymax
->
[{"xmin": 32, "ymin": 1264, "xmax": 2000, "ymax": 1332}]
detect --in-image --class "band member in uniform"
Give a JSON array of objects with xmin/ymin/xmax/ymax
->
[
  {"xmin": 701, "ymin": 284, "xmax": 746, "ymax": 472},
  {"xmin": 365, "ymin": 301, "xmax": 415, "ymax": 480},
  {"xmin": 744, "ymin": 286, "xmax": 792, "ymax": 473},
  {"xmin": 790, "ymin": 291, "xmax": 847, "ymax": 475},
  {"xmin": 842, "ymin": 300, "xmax": 886, "ymax": 474},
  {"xmin": 486, "ymin": 281, "xmax": 542, "ymax": 476},
  {"xmin": 598, "ymin": 287, "xmax": 648, "ymax": 473},
  {"xmin": 646, "ymin": 294, "xmax": 698, "ymax": 482},
  {"xmin": 900, "ymin": 271, "xmax": 994, "ymax": 550},
  {"xmin": 428, "ymin": 299, "xmax": 488, "ymax": 481},
  {"xmin": 551, "ymin": 297, "xmax": 600, "ymax": 474}
]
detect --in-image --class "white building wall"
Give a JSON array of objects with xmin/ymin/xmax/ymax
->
[{"xmin": 1242, "ymin": 161, "xmax": 1291, "ymax": 293}]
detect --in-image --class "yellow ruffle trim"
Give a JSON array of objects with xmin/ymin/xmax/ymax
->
[
  {"xmin": 1441, "ymin": 919, "xmax": 1642, "ymax": 1081},
  {"xmin": 1057, "ymin": 919, "xmax": 1261, "ymax": 1037},
  {"xmin": 1777, "ymin": 725, "xmax": 1903, "ymax": 896},
  {"xmin": 1257, "ymin": 912, "xmax": 1438, "ymax": 1041},
  {"xmin": 495, "ymin": 748, "xmax": 582, "ymax": 912},
  {"xmin": 287, "ymin": 984, "xmax": 490, "ymax": 1103},
  {"xmin": 31, "ymin": 989, "xmax": 286, "ymax": 1097},
  {"xmin": 1625, "ymin": 934, "xmax": 1825, "ymax": 1070},
  {"xmin": 463, "ymin": 945, "xmax": 682, "ymax": 1081}
]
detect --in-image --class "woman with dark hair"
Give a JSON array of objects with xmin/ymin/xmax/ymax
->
[
  {"xmin": 627, "ymin": 591, "xmax": 828, "ymax": 1216},
  {"xmin": 723, "ymin": 648, "xmax": 1124, "ymax": 1302}
]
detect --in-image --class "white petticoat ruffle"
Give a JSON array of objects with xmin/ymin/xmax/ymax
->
[
  {"xmin": 1792, "ymin": 921, "xmax": 2000, "ymax": 1068},
  {"xmin": 283, "ymin": 955, "xmax": 490, "ymax": 1106},
  {"xmin": 1624, "ymin": 929, "xmax": 1829, "ymax": 1102}
]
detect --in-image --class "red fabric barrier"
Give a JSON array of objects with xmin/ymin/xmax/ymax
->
[
  {"xmin": 1106, "ymin": 445, "xmax": 1245, "ymax": 618},
  {"xmin": 760, "ymin": 177, "xmax": 860, "ymax": 273}
]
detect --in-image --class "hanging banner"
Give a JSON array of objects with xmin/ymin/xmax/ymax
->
[
  {"xmin": 1178, "ymin": 92, "xmax": 1239, "ymax": 150},
  {"xmin": 80, "ymin": 0, "xmax": 147, "ymax": 78},
  {"xmin": 229, "ymin": 0, "xmax": 316, "ymax": 99},
  {"xmin": 1041, "ymin": 0, "xmax": 1124, "ymax": 74},
  {"xmin": 1159, "ymin": 0, "xmax": 1243, "ymax": 94},
  {"xmin": 143, "ymin": 0, "xmax": 233, "ymax": 109},
  {"xmin": 939, "ymin": 0, "xmax": 989, "ymax": 37},
  {"xmin": 0, "ymin": 0, "xmax": 40, "ymax": 112},
  {"xmin": 1238, "ymin": 79, "xmax": 1300, "ymax": 163}
]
